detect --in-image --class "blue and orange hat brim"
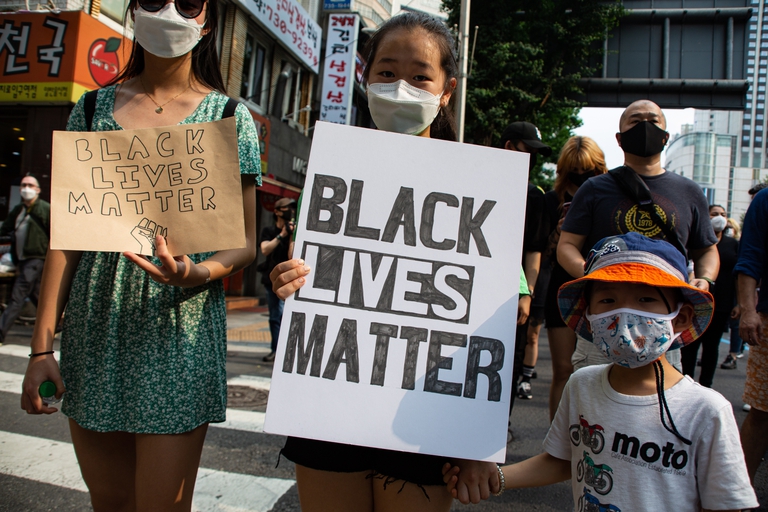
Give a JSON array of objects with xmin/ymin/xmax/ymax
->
[{"xmin": 557, "ymin": 261, "xmax": 714, "ymax": 349}]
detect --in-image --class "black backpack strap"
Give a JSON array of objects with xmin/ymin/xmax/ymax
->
[
  {"xmin": 83, "ymin": 89, "xmax": 99, "ymax": 131},
  {"xmin": 608, "ymin": 166, "xmax": 688, "ymax": 258},
  {"xmin": 222, "ymin": 98, "xmax": 239, "ymax": 119}
]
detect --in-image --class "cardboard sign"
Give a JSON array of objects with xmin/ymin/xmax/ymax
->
[
  {"xmin": 264, "ymin": 122, "xmax": 530, "ymax": 463},
  {"xmin": 50, "ymin": 117, "xmax": 245, "ymax": 256}
]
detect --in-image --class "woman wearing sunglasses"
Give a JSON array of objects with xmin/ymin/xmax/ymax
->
[{"xmin": 20, "ymin": 0, "xmax": 260, "ymax": 510}]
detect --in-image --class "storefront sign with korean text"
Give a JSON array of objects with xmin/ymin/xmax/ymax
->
[
  {"xmin": 0, "ymin": 11, "xmax": 131, "ymax": 103},
  {"xmin": 264, "ymin": 122, "xmax": 530, "ymax": 462},
  {"xmin": 319, "ymin": 14, "xmax": 358, "ymax": 125}
]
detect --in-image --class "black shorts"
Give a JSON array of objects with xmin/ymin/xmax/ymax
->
[
  {"xmin": 544, "ymin": 263, "xmax": 572, "ymax": 328},
  {"xmin": 529, "ymin": 262, "xmax": 552, "ymax": 324},
  {"xmin": 280, "ymin": 436, "xmax": 446, "ymax": 487}
]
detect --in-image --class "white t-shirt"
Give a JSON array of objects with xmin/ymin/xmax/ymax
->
[{"xmin": 544, "ymin": 364, "xmax": 758, "ymax": 512}]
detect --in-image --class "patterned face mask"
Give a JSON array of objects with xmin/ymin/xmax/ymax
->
[{"xmin": 585, "ymin": 307, "xmax": 682, "ymax": 368}]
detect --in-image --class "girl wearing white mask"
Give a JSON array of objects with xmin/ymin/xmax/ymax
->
[
  {"xmin": 270, "ymin": 12, "xmax": 506, "ymax": 512},
  {"xmin": 680, "ymin": 205, "xmax": 740, "ymax": 384},
  {"xmin": 20, "ymin": 0, "xmax": 260, "ymax": 509}
]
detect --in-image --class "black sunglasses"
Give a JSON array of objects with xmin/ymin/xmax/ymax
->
[{"xmin": 138, "ymin": 0, "xmax": 204, "ymax": 19}]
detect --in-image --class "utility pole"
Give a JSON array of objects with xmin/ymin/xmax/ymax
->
[{"xmin": 456, "ymin": 0, "xmax": 470, "ymax": 143}]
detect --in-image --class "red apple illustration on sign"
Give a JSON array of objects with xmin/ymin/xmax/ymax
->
[{"xmin": 88, "ymin": 37, "xmax": 121, "ymax": 87}]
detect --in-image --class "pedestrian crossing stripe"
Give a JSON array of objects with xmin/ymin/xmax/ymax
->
[
  {"xmin": 0, "ymin": 370, "xmax": 269, "ymax": 435},
  {"xmin": 0, "ymin": 430, "xmax": 295, "ymax": 512}
]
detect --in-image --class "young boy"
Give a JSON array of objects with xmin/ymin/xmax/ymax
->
[{"xmin": 444, "ymin": 232, "xmax": 758, "ymax": 511}]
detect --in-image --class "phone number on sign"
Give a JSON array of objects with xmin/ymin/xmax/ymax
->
[
  {"xmin": 252, "ymin": 0, "xmax": 319, "ymax": 68},
  {"xmin": 268, "ymin": 6, "xmax": 316, "ymax": 62}
]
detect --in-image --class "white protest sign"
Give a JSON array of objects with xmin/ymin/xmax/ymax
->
[
  {"xmin": 50, "ymin": 117, "xmax": 245, "ymax": 256},
  {"xmin": 264, "ymin": 122, "xmax": 530, "ymax": 462}
]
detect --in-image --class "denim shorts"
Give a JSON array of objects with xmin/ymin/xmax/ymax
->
[{"xmin": 280, "ymin": 436, "xmax": 446, "ymax": 487}]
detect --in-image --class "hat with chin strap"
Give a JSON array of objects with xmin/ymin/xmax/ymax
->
[{"xmin": 557, "ymin": 232, "xmax": 714, "ymax": 349}]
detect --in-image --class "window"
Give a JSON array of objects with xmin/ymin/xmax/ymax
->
[
  {"xmin": 749, "ymin": 59, "xmax": 755, "ymax": 66},
  {"xmin": 760, "ymin": 85, "xmax": 766, "ymax": 91},
  {"xmin": 750, "ymin": 50, "xmax": 757, "ymax": 56},
  {"xmin": 240, "ymin": 33, "xmax": 270, "ymax": 110},
  {"xmin": 758, "ymin": 114, "xmax": 764, "ymax": 120},
  {"xmin": 744, "ymin": 124, "xmax": 752, "ymax": 130},
  {"xmin": 100, "ymin": 0, "xmax": 129, "ymax": 23}
]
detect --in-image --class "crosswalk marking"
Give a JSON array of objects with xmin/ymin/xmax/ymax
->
[
  {"xmin": 0, "ymin": 370, "xmax": 268, "ymax": 434},
  {"xmin": 0, "ymin": 344, "xmax": 60, "ymax": 360},
  {"xmin": 0, "ymin": 431, "xmax": 294, "ymax": 512},
  {"xmin": 0, "ymin": 340, "xmax": 270, "ymax": 357}
]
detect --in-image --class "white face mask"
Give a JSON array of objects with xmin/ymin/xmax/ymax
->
[
  {"xmin": 20, "ymin": 187, "xmax": 37, "ymax": 201},
  {"xmin": 585, "ymin": 306, "xmax": 682, "ymax": 368},
  {"xmin": 133, "ymin": 4, "xmax": 203, "ymax": 59},
  {"xmin": 367, "ymin": 80, "xmax": 442, "ymax": 135},
  {"xmin": 710, "ymin": 215, "xmax": 727, "ymax": 233}
]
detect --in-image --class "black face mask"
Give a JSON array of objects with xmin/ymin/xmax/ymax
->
[
  {"xmin": 619, "ymin": 121, "xmax": 668, "ymax": 158},
  {"xmin": 567, "ymin": 170, "xmax": 596, "ymax": 187}
]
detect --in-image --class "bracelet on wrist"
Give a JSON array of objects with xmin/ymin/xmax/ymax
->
[
  {"xmin": 700, "ymin": 276, "xmax": 715, "ymax": 286},
  {"xmin": 29, "ymin": 350, "xmax": 54, "ymax": 358},
  {"xmin": 492, "ymin": 464, "xmax": 506, "ymax": 496}
]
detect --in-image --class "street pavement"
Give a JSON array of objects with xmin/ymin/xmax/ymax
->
[{"xmin": 1, "ymin": 307, "xmax": 765, "ymax": 511}]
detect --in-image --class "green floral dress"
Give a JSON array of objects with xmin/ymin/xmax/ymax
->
[{"xmin": 60, "ymin": 86, "xmax": 261, "ymax": 433}]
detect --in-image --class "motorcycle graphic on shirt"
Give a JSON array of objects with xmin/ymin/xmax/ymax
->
[
  {"xmin": 576, "ymin": 451, "xmax": 614, "ymax": 495},
  {"xmin": 570, "ymin": 414, "xmax": 605, "ymax": 454},
  {"xmin": 578, "ymin": 487, "xmax": 621, "ymax": 512}
]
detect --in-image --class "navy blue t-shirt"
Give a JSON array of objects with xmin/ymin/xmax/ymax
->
[{"xmin": 562, "ymin": 168, "xmax": 717, "ymax": 260}]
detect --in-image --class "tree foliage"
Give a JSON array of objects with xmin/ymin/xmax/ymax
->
[{"xmin": 443, "ymin": 0, "xmax": 623, "ymax": 189}]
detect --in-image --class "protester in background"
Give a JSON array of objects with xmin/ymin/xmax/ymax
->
[
  {"xmin": 541, "ymin": 136, "xmax": 607, "ymax": 420},
  {"xmin": 20, "ymin": 0, "xmax": 260, "ymax": 509},
  {"xmin": 722, "ymin": 217, "xmax": 745, "ymax": 369},
  {"xmin": 0, "ymin": 174, "xmax": 49, "ymax": 347},
  {"xmin": 499, "ymin": 121, "xmax": 551, "ymax": 403},
  {"xmin": 735, "ymin": 187, "xmax": 768, "ymax": 484},
  {"xmin": 558, "ymin": 99, "xmax": 719, "ymax": 374},
  {"xmin": 259, "ymin": 197, "xmax": 295, "ymax": 362},
  {"xmin": 681, "ymin": 205, "xmax": 739, "ymax": 386}
]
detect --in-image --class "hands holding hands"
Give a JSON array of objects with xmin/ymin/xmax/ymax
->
[{"xmin": 442, "ymin": 459, "xmax": 501, "ymax": 504}]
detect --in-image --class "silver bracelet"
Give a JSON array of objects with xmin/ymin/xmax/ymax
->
[{"xmin": 492, "ymin": 464, "xmax": 505, "ymax": 496}]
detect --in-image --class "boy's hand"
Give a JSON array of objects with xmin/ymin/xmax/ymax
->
[
  {"xmin": 442, "ymin": 462, "xmax": 460, "ymax": 498},
  {"xmin": 449, "ymin": 459, "xmax": 499, "ymax": 504},
  {"xmin": 518, "ymin": 295, "xmax": 531, "ymax": 325}
]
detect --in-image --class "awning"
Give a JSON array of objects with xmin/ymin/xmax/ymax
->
[{"xmin": 259, "ymin": 176, "xmax": 302, "ymax": 200}]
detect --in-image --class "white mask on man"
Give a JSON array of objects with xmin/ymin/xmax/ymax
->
[{"xmin": 20, "ymin": 187, "xmax": 37, "ymax": 201}]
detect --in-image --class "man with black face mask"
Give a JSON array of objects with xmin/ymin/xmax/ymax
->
[
  {"xmin": 500, "ymin": 122, "xmax": 551, "ymax": 407},
  {"xmin": 556, "ymin": 100, "xmax": 720, "ymax": 371}
]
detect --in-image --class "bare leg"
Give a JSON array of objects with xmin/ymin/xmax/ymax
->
[
  {"xmin": 373, "ymin": 477, "xmax": 452, "ymax": 512},
  {"xmin": 741, "ymin": 408, "xmax": 768, "ymax": 482},
  {"xmin": 547, "ymin": 326, "xmax": 576, "ymax": 422},
  {"xmin": 134, "ymin": 423, "xmax": 209, "ymax": 512},
  {"xmin": 294, "ymin": 465, "xmax": 374, "ymax": 512},
  {"xmin": 524, "ymin": 321, "xmax": 542, "ymax": 368},
  {"xmin": 69, "ymin": 419, "xmax": 137, "ymax": 512}
]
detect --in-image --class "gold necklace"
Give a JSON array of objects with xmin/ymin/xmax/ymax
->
[{"xmin": 140, "ymin": 76, "xmax": 191, "ymax": 114}]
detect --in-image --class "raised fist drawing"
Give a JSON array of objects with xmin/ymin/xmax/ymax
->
[{"xmin": 131, "ymin": 218, "xmax": 167, "ymax": 255}]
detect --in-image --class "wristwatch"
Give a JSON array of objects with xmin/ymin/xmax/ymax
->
[{"xmin": 276, "ymin": 234, "xmax": 283, "ymax": 241}]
